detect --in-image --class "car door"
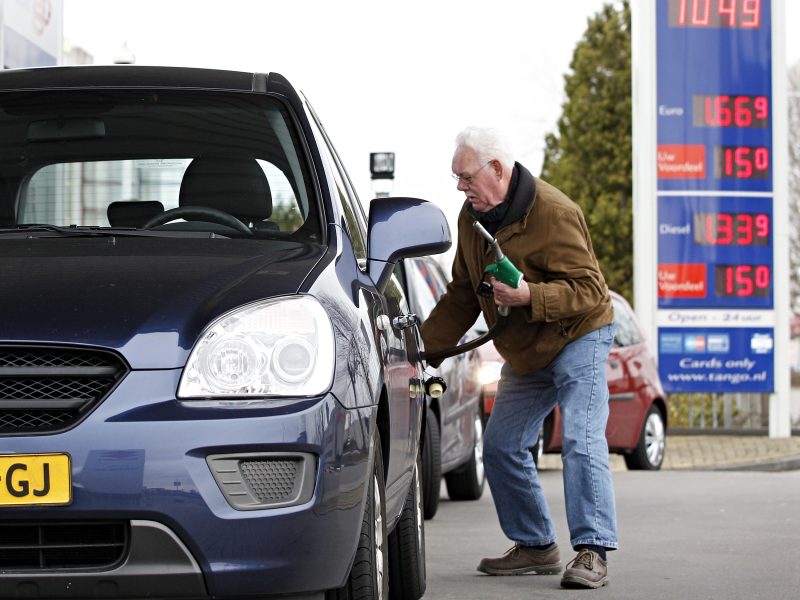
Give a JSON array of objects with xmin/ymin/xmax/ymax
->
[
  {"xmin": 404, "ymin": 257, "xmax": 477, "ymax": 468},
  {"xmin": 606, "ymin": 295, "xmax": 649, "ymax": 447},
  {"xmin": 382, "ymin": 271, "xmax": 424, "ymax": 489}
]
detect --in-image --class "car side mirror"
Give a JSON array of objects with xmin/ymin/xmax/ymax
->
[{"xmin": 367, "ymin": 197, "xmax": 451, "ymax": 292}]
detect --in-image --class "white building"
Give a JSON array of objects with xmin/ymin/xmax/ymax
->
[{"xmin": 0, "ymin": 0, "xmax": 62, "ymax": 68}]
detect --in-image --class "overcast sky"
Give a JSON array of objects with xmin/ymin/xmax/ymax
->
[{"xmin": 62, "ymin": 0, "xmax": 799, "ymax": 243}]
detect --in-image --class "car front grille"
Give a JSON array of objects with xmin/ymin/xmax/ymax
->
[
  {"xmin": 0, "ymin": 346, "xmax": 128, "ymax": 435},
  {"xmin": 0, "ymin": 521, "xmax": 128, "ymax": 571}
]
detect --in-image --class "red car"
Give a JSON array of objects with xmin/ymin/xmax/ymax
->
[{"xmin": 475, "ymin": 291, "xmax": 668, "ymax": 470}]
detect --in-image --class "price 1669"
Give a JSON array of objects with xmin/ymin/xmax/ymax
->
[{"xmin": 693, "ymin": 94, "xmax": 769, "ymax": 128}]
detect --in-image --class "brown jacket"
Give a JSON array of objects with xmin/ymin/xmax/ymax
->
[{"xmin": 420, "ymin": 173, "xmax": 613, "ymax": 374}]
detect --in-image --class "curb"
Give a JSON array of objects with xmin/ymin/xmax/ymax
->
[{"xmin": 709, "ymin": 455, "xmax": 800, "ymax": 472}]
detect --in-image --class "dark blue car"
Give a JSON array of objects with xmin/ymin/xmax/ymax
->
[{"xmin": 0, "ymin": 65, "xmax": 451, "ymax": 600}]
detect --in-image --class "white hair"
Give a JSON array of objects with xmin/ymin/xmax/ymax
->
[{"xmin": 454, "ymin": 127, "xmax": 515, "ymax": 170}]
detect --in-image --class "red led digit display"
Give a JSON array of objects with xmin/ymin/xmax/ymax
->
[
  {"xmin": 714, "ymin": 264, "xmax": 770, "ymax": 298},
  {"xmin": 693, "ymin": 212, "xmax": 770, "ymax": 246},
  {"xmin": 669, "ymin": 0, "xmax": 762, "ymax": 28},
  {"xmin": 692, "ymin": 94, "xmax": 769, "ymax": 128},
  {"xmin": 713, "ymin": 146, "xmax": 770, "ymax": 179}
]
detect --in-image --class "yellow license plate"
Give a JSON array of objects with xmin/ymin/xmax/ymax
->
[{"xmin": 0, "ymin": 453, "xmax": 71, "ymax": 507}]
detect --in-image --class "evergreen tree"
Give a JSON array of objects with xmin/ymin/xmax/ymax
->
[{"xmin": 541, "ymin": 1, "xmax": 632, "ymax": 303}]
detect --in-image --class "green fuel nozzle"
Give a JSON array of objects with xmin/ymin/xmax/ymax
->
[
  {"xmin": 473, "ymin": 220, "xmax": 523, "ymax": 317},
  {"xmin": 473, "ymin": 221, "xmax": 524, "ymax": 288},
  {"xmin": 420, "ymin": 222, "xmax": 520, "ymax": 367}
]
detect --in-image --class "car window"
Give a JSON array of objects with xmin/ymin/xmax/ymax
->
[
  {"xmin": 612, "ymin": 296, "xmax": 642, "ymax": 347},
  {"xmin": 394, "ymin": 259, "xmax": 408, "ymax": 292},
  {"xmin": 306, "ymin": 106, "xmax": 368, "ymax": 263},
  {"xmin": 406, "ymin": 259, "xmax": 441, "ymax": 318},
  {"xmin": 422, "ymin": 259, "xmax": 449, "ymax": 299},
  {"xmin": 20, "ymin": 159, "xmax": 305, "ymax": 232},
  {"xmin": 331, "ymin": 164, "xmax": 366, "ymax": 260},
  {"xmin": 0, "ymin": 89, "xmax": 320, "ymax": 240}
]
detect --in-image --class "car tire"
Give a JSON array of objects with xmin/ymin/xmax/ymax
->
[
  {"xmin": 624, "ymin": 404, "xmax": 666, "ymax": 471},
  {"xmin": 388, "ymin": 452, "xmax": 426, "ymax": 600},
  {"xmin": 530, "ymin": 432, "xmax": 544, "ymax": 468},
  {"xmin": 444, "ymin": 413, "xmax": 485, "ymax": 501},
  {"xmin": 421, "ymin": 407, "xmax": 441, "ymax": 520},
  {"xmin": 327, "ymin": 429, "xmax": 389, "ymax": 600}
]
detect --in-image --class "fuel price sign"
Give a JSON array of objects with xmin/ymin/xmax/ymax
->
[
  {"xmin": 652, "ymin": 0, "xmax": 778, "ymax": 394},
  {"xmin": 658, "ymin": 196, "xmax": 773, "ymax": 308},
  {"xmin": 657, "ymin": 0, "xmax": 772, "ymax": 192}
]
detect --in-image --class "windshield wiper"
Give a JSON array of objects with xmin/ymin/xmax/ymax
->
[
  {"xmin": 0, "ymin": 224, "xmax": 155, "ymax": 238},
  {"xmin": 0, "ymin": 224, "xmax": 234, "ymax": 240}
]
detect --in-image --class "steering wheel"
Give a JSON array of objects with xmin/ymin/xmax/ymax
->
[{"xmin": 143, "ymin": 206, "xmax": 253, "ymax": 236}]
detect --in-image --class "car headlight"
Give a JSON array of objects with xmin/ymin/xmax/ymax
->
[
  {"xmin": 178, "ymin": 296, "xmax": 335, "ymax": 398},
  {"xmin": 476, "ymin": 361, "xmax": 504, "ymax": 386}
]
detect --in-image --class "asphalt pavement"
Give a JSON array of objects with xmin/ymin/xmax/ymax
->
[
  {"xmin": 537, "ymin": 433, "xmax": 800, "ymax": 472},
  {"xmin": 422, "ymin": 433, "xmax": 800, "ymax": 600},
  {"xmin": 424, "ymin": 468, "xmax": 800, "ymax": 600}
]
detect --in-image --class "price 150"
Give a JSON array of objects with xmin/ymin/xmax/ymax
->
[
  {"xmin": 714, "ymin": 264, "xmax": 770, "ymax": 298},
  {"xmin": 714, "ymin": 146, "xmax": 770, "ymax": 179}
]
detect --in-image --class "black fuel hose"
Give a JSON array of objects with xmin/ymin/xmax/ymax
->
[{"xmin": 421, "ymin": 312, "xmax": 510, "ymax": 365}]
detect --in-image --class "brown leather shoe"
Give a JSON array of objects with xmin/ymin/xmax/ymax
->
[
  {"xmin": 560, "ymin": 549, "xmax": 609, "ymax": 588},
  {"xmin": 477, "ymin": 544, "xmax": 561, "ymax": 575}
]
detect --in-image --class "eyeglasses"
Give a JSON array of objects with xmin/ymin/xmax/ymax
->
[{"xmin": 451, "ymin": 161, "xmax": 491, "ymax": 185}]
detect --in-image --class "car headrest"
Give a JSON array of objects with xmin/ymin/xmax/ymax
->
[
  {"xmin": 107, "ymin": 200, "xmax": 165, "ymax": 228},
  {"xmin": 179, "ymin": 155, "xmax": 272, "ymax": 222}
]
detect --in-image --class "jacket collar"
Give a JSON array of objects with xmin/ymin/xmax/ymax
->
[
  {"xmin": 508, "ymin": 163, "xmax": 536, "ymax": 225},
  {"xmin": 478, "ymin": 163, "xmax": 536, "ymax": 244},
  {"xmin": 468, "ymin": 163, "xmax": 536, "ymax": 231}
]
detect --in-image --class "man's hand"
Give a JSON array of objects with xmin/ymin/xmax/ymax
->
[{"xmin": 491, "ymin": 278, "xmax": 530, "ymax": 307}]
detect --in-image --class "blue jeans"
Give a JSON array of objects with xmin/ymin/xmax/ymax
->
[{"xmin": 483, "ymin": 324, "xmax": 618, "ymax": 550}]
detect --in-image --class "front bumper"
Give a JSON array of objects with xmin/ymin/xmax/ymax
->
[
  {"xmin": 0, "ymin": 369, "xmax": 374, "ymax": 599},
  {"xmin": 0, "ymin": 520, "xmax": 206, "ymax": 599}
]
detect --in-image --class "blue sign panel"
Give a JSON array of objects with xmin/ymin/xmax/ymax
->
[
  {"xmin": 658, "ymin": 195, "xmax": 773, "ymax": 308},
  {"xmin": 656, "ymin": 0, "xmax": 772, "ymax": 192},
  {"xmin": 655, "ymin": 0, "xmax": 774, "ymax": 393},
  {"xmin": 659, "ymin": 327, "xmax": 774, "ymax": 392}
]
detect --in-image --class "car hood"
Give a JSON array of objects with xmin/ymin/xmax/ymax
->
[{"xmin": 0, "ymin": 237, "xmax": 327, "ymax": 368}]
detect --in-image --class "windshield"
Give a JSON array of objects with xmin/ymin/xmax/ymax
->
[{"xmin": 0, "ymin": 89, "xmax": 321, "ymax": 241}]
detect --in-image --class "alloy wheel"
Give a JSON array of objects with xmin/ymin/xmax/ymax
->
[
  {"xmin": 414, "ymin": 467, "xmax": 423, "ymax": 549},
  {"xmin": 644, "ymin": 411, "xmax": 666, "ymax": 467},
  {"xmin": 473, "ymin": 415, "xmax": 485, "ymax": 485},
  {"xmin": 374, "ymin": 474, "xmax": 385, "ymax": 599}
]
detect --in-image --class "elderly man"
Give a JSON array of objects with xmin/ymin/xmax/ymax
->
[{"xmin": 420, "ymin": 126, "xmax": 617, "ymax": 589}]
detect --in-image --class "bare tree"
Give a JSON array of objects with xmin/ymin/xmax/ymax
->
[{"xmin": 789, "ymin": 62, "xmax": 800, "ymax": 313}]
